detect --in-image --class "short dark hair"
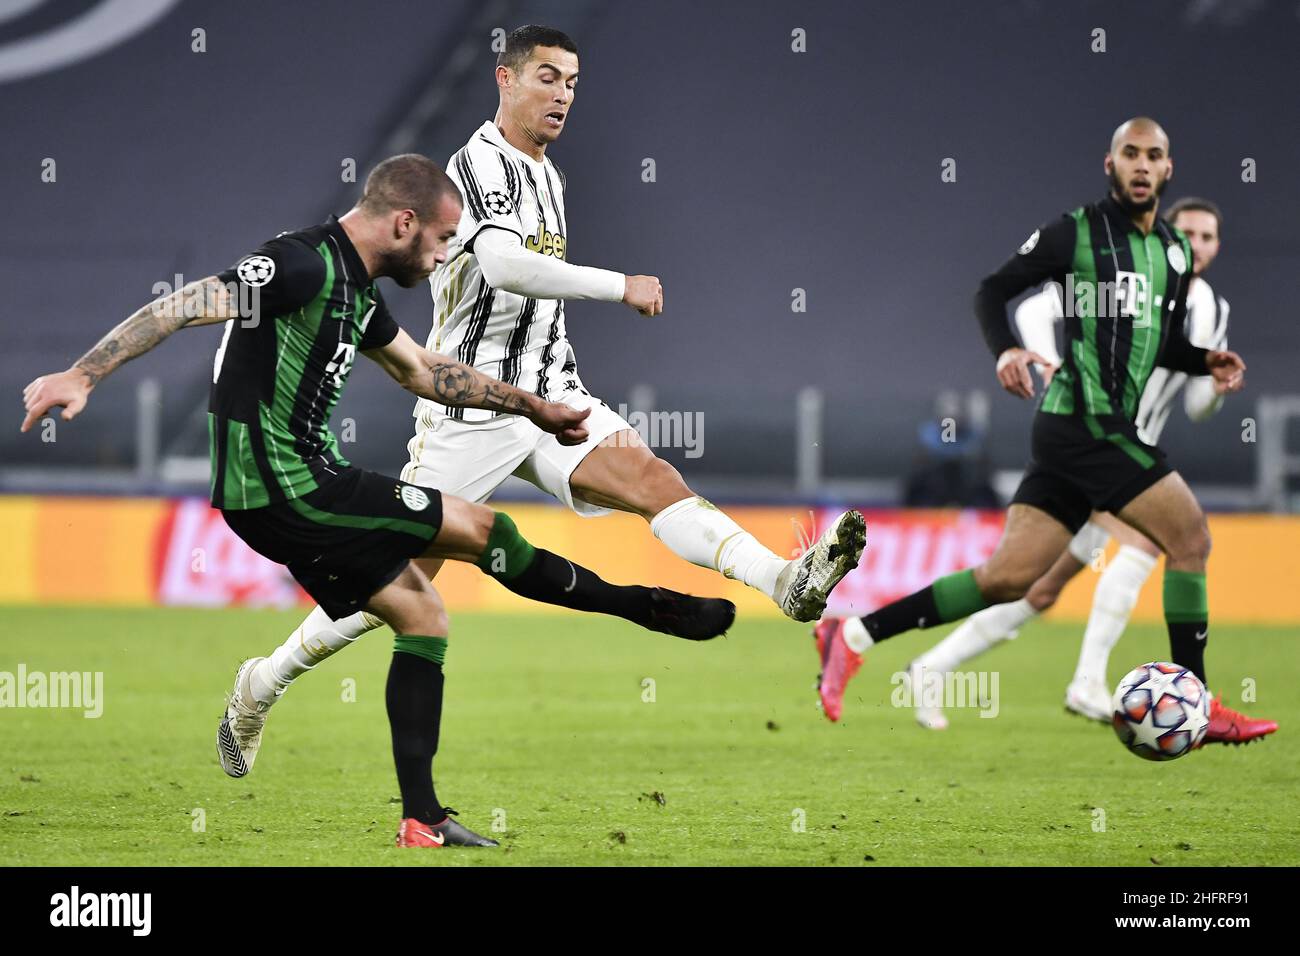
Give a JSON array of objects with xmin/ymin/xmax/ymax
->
[
  {"xmin": 497, "ymin": 24, "xmax": 577, "ymax": 74},
  {"xmin": 1166, "ymin": 196, "xmax": 1223, "ymax": 237},
  {"xmin": 358, "ymin": 154, "xmax": 461, "ymax": 221}
]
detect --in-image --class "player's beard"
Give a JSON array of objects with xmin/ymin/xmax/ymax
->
[
  {"xmin": 381, "ymin": 231, "xmax": 429, "ymax": 288},
  {"xmin": 1108, "ymin": 165, "xmax": 1167, "ymax": 215}
]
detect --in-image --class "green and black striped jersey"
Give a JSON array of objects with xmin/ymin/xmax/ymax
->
[
  {"xmin": 975, "ymin": 195, "xmax": 1209, "ymax": 423},
  {"xmin": 208, "ymin": 216, "xmax": 400, "ymax": 510}
]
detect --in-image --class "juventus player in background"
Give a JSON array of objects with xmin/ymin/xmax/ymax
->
[
  {"xmin": 813, "ymin": 118, "xmax": 1276, "ymax": 746},
  {"xmin": 223, "ymin": 24, "xmax": 865, "ymax": 773},
  {"xmin": 901, "ymin": 197, "xmax": 1273, "ymax": 731}
]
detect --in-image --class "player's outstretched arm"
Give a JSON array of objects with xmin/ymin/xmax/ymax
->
[
  {"xmin": 473, "ymin": 228, "xmax": 662, "ymax": 316},
  {"xmin": 364, "ymin": 327, "xmax": 591, "ymax": 444},
  {"xmin": 20, "ymin": 275, "xmax": 238, "ymax": 432}
]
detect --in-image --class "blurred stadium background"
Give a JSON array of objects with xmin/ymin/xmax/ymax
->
[{"xmin": 2, "ymin": 0, "xmax": 1297, "ymax": 623}]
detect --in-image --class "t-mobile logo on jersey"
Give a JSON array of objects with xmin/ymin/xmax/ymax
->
[{"xmin": 325, "ymin": 343, "xmax": 357, "ymax": 388}]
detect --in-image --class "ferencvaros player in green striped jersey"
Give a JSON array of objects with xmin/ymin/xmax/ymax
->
[
  {"xmin": 21, "ymin": 155, "xmax": 735, "ymax": 848},
  {"xmin": 903, "ymin": 197, "xmax": 1274, "ymax": 740},
  {"xmin": 814, "ymin": 118, "xmax": 1276, "ymax": 746}
]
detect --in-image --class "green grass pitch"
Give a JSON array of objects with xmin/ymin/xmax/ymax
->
[{"xmin": 1, "ymin": 606, "xmax": 1295, "ymax": 866}]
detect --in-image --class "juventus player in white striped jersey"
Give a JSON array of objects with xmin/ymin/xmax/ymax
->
[
  {"xmin": 228, "ymin": 25, "xmax": 863, "ymax": 754},
  {"xmin": 429, "ymin": 117, "xmax": 587, "ymax": 418},
  {"xmin": 903, "ymin": 197, "xmax": 1234, "ymax": 729}
]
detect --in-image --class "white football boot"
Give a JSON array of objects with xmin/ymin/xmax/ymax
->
[
  {"xmin": 775, "ymin": 510, "xmax": 867, "ymax": 622},
  {"xmin": 1063, "ymin": 677, "xmax": 1111, "ymax": 723},
  {"xmin": 217, "ymin": 657, "xmax": 275, "ymax": 777},
  {"xmin": 904, "ymin": 659, "xmax": 949, "ymax": 730}
]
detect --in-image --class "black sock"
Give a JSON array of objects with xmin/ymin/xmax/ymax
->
[
  {"xmin": 1168, "ymin": 620, "xmax": 1208, "ymax": 686},
  {"xmin": 474, "ymin": 512, "xmax": 657, "ymax": 626},
  {"xmin": 861, "ymin": 586, "xmax": 940, "ymax": 642},
  {"xmin": 501, "ymin": 548, "xmax": 656, "ymax": 623},
  {"xmin": 386, "ymin": 650, "xmax": 445, "ymax": 825},
  {"xmin": 1164, "ymin": 571, "xmax": 1209, "ymax": 687}
]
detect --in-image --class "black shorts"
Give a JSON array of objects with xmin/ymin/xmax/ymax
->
[
  {"xmin": 221, "ymin": 467, "xmax": 444, "ymax": 620},
  {"xmin": 1011, "ymin": 412, "xmax": 1172, "ymax": 534}
]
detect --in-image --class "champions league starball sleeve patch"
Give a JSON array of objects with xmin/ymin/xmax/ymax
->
[
  {"xmin": 236, "ymin": 254, "xmax": 276, "ymax": 287},
  {"xmin": 484, "ymin": 191, "xmax": 515, "ymax": 217}
]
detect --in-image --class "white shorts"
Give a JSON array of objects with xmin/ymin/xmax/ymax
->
[{"xmin": 399, "ymin": 390, "xmax": 633, "ymax": 517}]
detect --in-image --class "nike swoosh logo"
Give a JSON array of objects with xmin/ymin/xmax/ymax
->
[
  {"xmin": 1195, "ymin": 630, "xmax": 1207, "ymax": 641},
  {"xmin": 413, "ymin": 826, "xmax": 445, "ymax": 845},
  {"xmin": 564, "ymin": 560, "xmax": 577, "ymax": 593}
]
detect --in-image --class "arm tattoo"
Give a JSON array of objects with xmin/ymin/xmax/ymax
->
[
  {"xmin": 427, "ymin": 359, "xmax": 532, "ymax": 414},
  {"xmin": 74, "ymin": 277, "xmax": 234, "ymax": 385}
]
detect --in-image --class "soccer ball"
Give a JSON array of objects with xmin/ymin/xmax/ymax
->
[{"xmin": 1111, "ymin": 662, "xmax": 1210, "ymax": 760}]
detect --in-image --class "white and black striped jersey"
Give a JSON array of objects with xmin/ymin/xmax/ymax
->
[
  {"xmin": 1133, "ymin": 276, "xmax": 1229, "ymax": 445},
  {"xmin": 1016, "ymin": 275, "xmax": 1229, "ymax": 446},
  {"xmin": 415, "ymin": 120, "xmax": 576, "ymax": 425}
]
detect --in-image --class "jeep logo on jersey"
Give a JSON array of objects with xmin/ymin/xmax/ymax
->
[
  {"xmin": 485, "ymin": 191, "xmax": 515, "ymax": 216},
  {"xmin": 399, "ymin": 485, "xmax": 430, "ymax": 512},
  {"xmin": 1166, "ymin": 243, "xmax": 1187, "ymax": 275},
  {"xmin": 1017, "ymin": 229, "xmax": 1040, "ymax": 255},
  {"xmin": 526, "ymin": 225, "xmax": 566, "ymax": 260},
  {"xmin": 237, "ymin": 255, "xmax": 276, "ymax": 287}
]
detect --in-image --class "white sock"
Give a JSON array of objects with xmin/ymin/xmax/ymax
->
[
  {"xmin": 916, "ymin": 599, "xmax": 1037, "ymax": 673},
  {"xmin": 650, "ymin": 496, "xmax": 788, "ymax": 599},
  {"xmin": 842, "ymin": 616, "xmax": 874, "ymax": 654},
  {"xmin": 248, "ymin": 606, "xmax": 385, "ymax": 705},
  {"xmin": 1073, "ymin": 545, "xmax": 1158, "ymax": 688}
]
